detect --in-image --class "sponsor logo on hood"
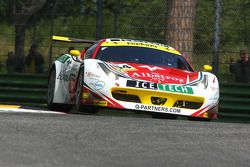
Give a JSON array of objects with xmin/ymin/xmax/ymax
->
[
  {"xmin": 131, "ymin": 72, "xmax": 185, "ymax": 84},
  {"xmin": 107, "ymin": 62, "xmax": 199, "ymax": 84},
  {"xmin": 126, "ymin": 80, "xmax": 194, "ymax": 94}
]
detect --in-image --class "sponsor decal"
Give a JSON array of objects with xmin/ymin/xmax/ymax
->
[
  {"xmin": 57, "ymin": 54, "xmax": 70, "ymax": 63},
  {"xmin": 89, "ymin": 80, "xmax": 105, "ymax": 90},
  {"xmin": 127, "ymin": 80, "xmax": 193, "ymax": 94},
  {"xmin": 101, "ymin": 40, "xmax": 181, "ymax": 55},
  {"xmin": 127, "ymin": 42, "xmax": 157, "ymax": 48},
  {"xmin": 131, "ymin": 72, "xmax": 185, "ymax": 83},
  {"xmin": 66, "ymin": 59, "xmax": 72, "ymax": 66},
  {"xmin": 135, "ymin": 104, "xmax": 181, "ymax": 114},
  {"xmin": 93, "ymin": 81, "xmax": 105, "ymax": 90},
  {"xmin": 57, "ymin": 71, "xmax": 69, "ymax": 81},
  {"xmin": 127, "ymin": 80, "xmax": 157, "ymax": 90},
  {"xmin": 86, "ymin": 72, "xmax": 101, "ymax": 79},
  {"xmin": 158, "ymin": 84, "xmax": 194, "ymax": 94}
]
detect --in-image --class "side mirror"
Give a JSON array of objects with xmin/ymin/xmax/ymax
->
[
  {"xmin": 69, "ymin": 50, "xmax": 80, "ymax": 57},
  {"xmin": 203, "ymin": 65, "xmax": 212, "ymax": 72}
]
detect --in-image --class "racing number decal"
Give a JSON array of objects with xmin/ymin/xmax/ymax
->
[{"xmin": 57, "ymin": 55, "xmax": 70, "ymax": 63}]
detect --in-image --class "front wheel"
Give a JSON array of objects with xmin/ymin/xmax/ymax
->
[
  {"xmin": 47, "ymin": 67, "xmax": 72, "ymax": 112},
  {"xmin": 75, "ymin": 68, "xmax": 98, "ymax": 114}
]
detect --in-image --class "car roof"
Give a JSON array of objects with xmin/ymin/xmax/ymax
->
[{"xmin": 100, "ymin": 38, "xmax": 181, "ymax": 55}]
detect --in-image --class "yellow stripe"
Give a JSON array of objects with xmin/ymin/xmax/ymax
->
[
  {"xmin": 101, "ymin": 41, "xmax": 181, "ymax": 55},
  {"xmin": 52, "ymin": 35, "xmax": 71, "ymax": 42},
  {"xmin": 111, "ymin": 87, "xmax": 204, "ymax": 108},
  {"xmin": 0, "ymin": 105, "xmax": 21, "ymax": 109}
]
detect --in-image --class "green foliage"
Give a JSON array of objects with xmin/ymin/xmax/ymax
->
[
  {"xmin": 194, "ymin": 0, "xmax": 214, "ymax": 52},
  {"xmin": 0, "ymin": 0, "xmax": 250, "ymax": 82},
  {"xmin": 0, "ymin": 1, "xmax": 8, "ymax": 22}
]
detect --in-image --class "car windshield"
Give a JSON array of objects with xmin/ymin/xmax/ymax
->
[{"xmin": 96, "ymin": 46, "xmax": 193, "ymax": 71}]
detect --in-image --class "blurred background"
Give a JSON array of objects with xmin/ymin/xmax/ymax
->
[{"xmin": 0, "ymin": 0, "xmax": 249, "ymax": 83}]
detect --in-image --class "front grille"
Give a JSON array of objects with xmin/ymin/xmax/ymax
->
[
  {"xmin": 112, "ymin": 92, "xmax": 141, "ymax": 103},
  {"xmin": 111, "ymin": 87, "xmax": 204, "ymax": 109},
  {"xmin": 173, "ymin": 100, "xmax": 203, "ymax": 109}
]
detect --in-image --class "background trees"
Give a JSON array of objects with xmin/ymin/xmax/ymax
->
[
  {"xmin": 166, "ymin": 0, "xmax": 197, "ymax": 61},
  {"xmin": 0, "ymin": 0, "xmax": 249, "ymax": 80},
  {"xmin": 11, "ymin": 0, "xmax": 46, "ymax": 72}
]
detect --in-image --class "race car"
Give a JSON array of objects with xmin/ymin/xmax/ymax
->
[{"xmin": 47, "ymin": 36, "xmax": 219, "ymax": 120}]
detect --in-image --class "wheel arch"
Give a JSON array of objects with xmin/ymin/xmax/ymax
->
[
  {"xmin": 48, "ymin": 61, "xmax": 65, "ymax": 104},
  {"xmin": 75, "ymin": 63, "xmax": 85, "ymax": 93}
]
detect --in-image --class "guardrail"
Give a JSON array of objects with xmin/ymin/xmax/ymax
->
[
  {"xmin": 0, "ymin": 73, "xmax": 47, "ymax": 108},
  {"xmin": 0, "ymin": 73, "xmax": 249, "ymax": 120},
  {"xmin": 219, "ymin": 83, "xmax": 250, "ymax": 120}
]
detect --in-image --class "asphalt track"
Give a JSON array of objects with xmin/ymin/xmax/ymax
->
[{"xmin": 0, "ymin": 107, "xmax": 249, "ymax": 167}]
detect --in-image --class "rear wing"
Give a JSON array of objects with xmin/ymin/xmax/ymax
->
[
  {"xmin": 48, "ymin": 35, "xmax": 96, "ymax": 67},
  {"xmin": 52, "ymin": 35, "xmax": 96, "ymax": 44}
]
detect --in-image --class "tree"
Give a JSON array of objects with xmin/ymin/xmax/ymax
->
[
  {"xmin": 11, "ymin": 0, "xmax": 46, "ymax": 72},
  {"xmin": 166, "ymin": 0, "xmax": 197, "ymax": 61}
]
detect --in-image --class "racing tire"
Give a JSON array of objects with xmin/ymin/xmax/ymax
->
[
  {"xmin": 75, "ymin": 68, "xmax": 98, "ymax": 114},
  {"xmin": 47, "ymin": 66, "xmax": 72, "ymax": 112},
  {"xmin": 151, "ymin": 113, "xmax": 178, "ymax": 119}
]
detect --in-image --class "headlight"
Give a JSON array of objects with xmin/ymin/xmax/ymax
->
[{"xmin": 98, "ymin": 63, "xmax": 123, "ymax": 80}]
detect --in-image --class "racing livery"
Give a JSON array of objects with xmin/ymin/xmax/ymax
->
[{"xmin": 48, "ymin": 36, "xmax": 219, "ymax": 120}]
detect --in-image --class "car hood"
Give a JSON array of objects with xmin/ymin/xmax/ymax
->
[{"xmin": 107, "ymin": 62, "xmax": 200, "ymax": 85}]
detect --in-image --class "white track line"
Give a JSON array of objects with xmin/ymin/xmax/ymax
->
[{"xmin": 0, "ymin": 107, "xmax": 66, "ymax": 114}]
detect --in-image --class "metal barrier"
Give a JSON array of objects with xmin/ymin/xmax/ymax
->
[
  {"xmin": 219, "ymin": 83, "xmax": 250, "ymax": 120},
  {"xmin": 0, "ymin": 73, "xmax": 249, "ymax": 120},
  {"xmin": 0, "ymin": 73, "xmax": 47, "ymax": 108}
]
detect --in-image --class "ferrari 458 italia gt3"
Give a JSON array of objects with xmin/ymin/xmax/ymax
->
[{"xmin": 48, "ymin": 36, "xmax": 219, "ymax": 120}]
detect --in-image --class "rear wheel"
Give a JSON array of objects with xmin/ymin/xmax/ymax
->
[
  {"xmin": 75, "ymin": 69, "xmax": 98, "ymax": 114},
  {"xmin": 151, "ymin": 113, "xmax": 178, "ymax": 119},
  {"xmin": 47, "ymin": 67, "xmax": 72, "ymax": 112}
]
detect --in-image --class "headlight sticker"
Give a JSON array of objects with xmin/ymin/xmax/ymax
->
[{"xmin": 110, "ymin": 63, "xmax": 138, "ymax": 72}]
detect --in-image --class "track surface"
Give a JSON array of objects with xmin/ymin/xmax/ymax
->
[{"xmin": 0, "ymin": 109, "xmax": 249, "ymax": 167}]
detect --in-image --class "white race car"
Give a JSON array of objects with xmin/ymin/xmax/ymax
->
[{"xmin": 48, "ymin": 36, "xmax": 219, "ymax": 120}]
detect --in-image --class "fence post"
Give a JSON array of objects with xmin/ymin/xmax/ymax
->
[
  {"xmin": 96, "ymin": 0, "xmax": 103, "ymax": 40},
  {"xmin": 212, "ymin": 0, "xmax": 221, "ymax": 76},
  {"xmin": 48, "ymin": 0, "xmax": 58, "ymax": 69}
]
